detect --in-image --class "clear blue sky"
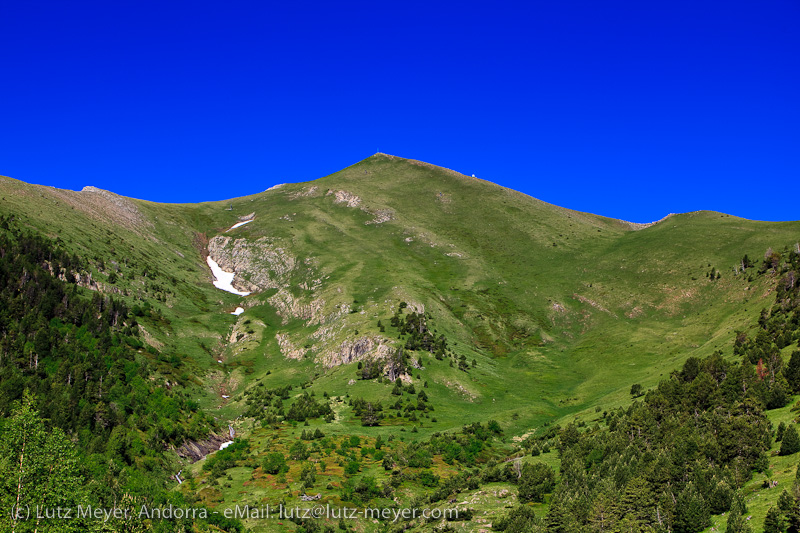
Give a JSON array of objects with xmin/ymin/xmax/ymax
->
[{"xmin": 2, "ymin": 1, "xmax": 798, "ymax": 222}]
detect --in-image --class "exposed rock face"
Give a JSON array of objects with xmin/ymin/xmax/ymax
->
[
  {"xmin": 276, "ymin": 332, "xmax": 306, "ymax": 360},
  {"xmin": 336, "ymin": 337, "xmax": 376, "ymax": 365},
  {"xmin": 175, "ymin": 434, "xmax": 230, "ymax": 462},
  {"xmin": 322, "ymin": 336, "xmax": 393, "ymax": 368},
  {"xmin": 289, "ymin": 186, "xmax": 319, "ymax": 199},
  {"xmin": 325, "ymin": 189, "xmax": 393, "ymax": 224},
  {"xmin": 207, "ymin": 236, "xmax": 296, "ymax": 293},
  {"xmin": 624, "ymin": 213, "xmax": 675, "ymax": 230},
  {"xmin": 328, "ymin": 190, "xmax": 361, "ymax": 207},
  {"xmin": 268, "ymin": 289, "xmax": 325, "ymax": 325},
  {"xmin": 44, "ymin": 261, "xmax": 99, "ymax": 291},
  {"xmin": 407, "ymin": 301, "xmax": 425, "ymax": 314}
]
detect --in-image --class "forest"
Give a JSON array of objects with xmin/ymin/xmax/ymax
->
[{"xmin": 0, "ymin": 216, "xmax": 242, "ymax": 532}]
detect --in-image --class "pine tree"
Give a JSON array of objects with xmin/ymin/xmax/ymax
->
[
  {"xmin": 778, "ymin": 486, "xmax": 800, "ymax": 532},
  {"xmin": 494, "ymin": 505, "xmax": 538, "ymax": 533},
  {"xmin": 780, "ymin": 424, "xmax": 800, "ymax": 456},
  {"xmin": 674, "ymin": 483, "xmax": 710, "ymax": 533},
  {"xmin": 725, "ymin": 492, "xmax": 752, "ymax": 533},
  {"xmin": 545, "ymin": 494, "xmax": 570, "ymax": 533},
  {"xmin": 611, "ymin": 476, "xmax": 657, "ymax": 530},
  {"xmin": 786, "ymin": 352, "xmax": 800, "ymax": 392},
  {"xmin": 518, "ymin": 463, "xmax": 556, "ymax": 503},
  {"xmin": 587, "ymin": 492, "xmax": 618, "ymax": 532},
  {"xmin": 763, "ymin": 506, "xmax": 785, "ymax": 533},
  {"xmin": 361, "ymin": 402, "xmax": 379, "ymax": 427},
  {"xmin": 777, "ymin": 421, "xmax": 787, "ymax": 442}
]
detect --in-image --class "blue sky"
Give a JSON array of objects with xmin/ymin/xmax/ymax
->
[{"xmin": 1, "ymin": 1, "xmax": 798, "ymax": 222}]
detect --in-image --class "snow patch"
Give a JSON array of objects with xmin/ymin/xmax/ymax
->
[
  {"xmin": 227, "ymin": 219, "xmax": 253, "ymax": 232},
  {"xmin": 219, "ymin": 441, "xmax": 233, "ymax": 451},
  {"xmin": 206, "ymin": 256, "xmax": 251, "ymax": 296},
  {"xmin": 231, "ymin": 307, "xmax": 245, "ymax": 316}
]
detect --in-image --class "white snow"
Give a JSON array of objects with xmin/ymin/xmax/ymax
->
[
  {"xmin": 231, "ymin": 307, "xmax": 245, "ymax": 316},
  {"xmin": 206, "ymin": 256, "xmax": 251, "ymax": 296},
  {"xmin": 219, "ymin": 441, "xmax": 234, "ymax": 451},
  {"xmin": 226, "ymin": 219, "xmax": 253, "ymax": 232}
]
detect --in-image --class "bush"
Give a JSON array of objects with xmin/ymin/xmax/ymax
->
[
  {"xmin": 262, "ymin": 452, "xmax": 288, "ymax": 474},
  {"xmin": 518, "ymin": 463, "xmax": 555, "ymax": 503},
  {"xmin": 344, "ymin": 460, "xmax": 361, "ymax": 475}
]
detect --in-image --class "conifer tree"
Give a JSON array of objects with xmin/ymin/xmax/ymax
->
[
  {"xmin": 587, "ymin": 492, "xmax": 618, "ymax": 532},
  {"xmin": 763, "ymin": 506, "xmax": 785, "ymax": 533},
  {"xmin": 780, "ymin": 424, "xmax": 800, "ymax": 456},
  {"xmin": 674, "ymin": 483, "xmax": 710, "ymax": 533},
  {"xmin": 725, "ymin": 492, "xmax": 752, "ymax": 533},
  {"xmin": 786, "ymin": 351, "xmax": 800, "ymax": 393},
  {"xmin": 615, "ymin": 477, "xmax": 657, "ymax": 528},
  {"xmin": 361, "ymin": 402, "xmax": 379, "ymax": 426},
  {"xmin": 518, "ymin": 462, "xmax": 556, "ymax": 503},
  {"xmin": 777, "ymin": 421, "xmax": 787, "ymax": 442}
]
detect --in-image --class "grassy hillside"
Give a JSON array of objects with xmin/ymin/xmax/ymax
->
[{"xmin": 1, "ymin": 153, "xmax": 799, "ymax": 532}]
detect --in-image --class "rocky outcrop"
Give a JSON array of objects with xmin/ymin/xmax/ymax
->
[
  {"xmin": 328, "ymin": 190, "xmax": 361, "ymax": 207},
  {"xmin": 276, "ymin": 332, "xmax": 306, "ymax": 360},
  {"xmin": 289, "ymin": 186, "xmax": 319, "ymax": 199},
  {"xmin": 321, "ymin": 336, "xmax": 393, "ymax": 368},
  {"xmin": 623, "ymin": 213, "xmax": 675, "ymax": 230},
  {"xmin": 207, "ymin": 236, "xmax": 296, "ymax": 293},
  {"xmin": 44, "ymin": 261, "xmax": 100, "ymax": 291},
  {"xmin": 267, "ymin": 289, "xmax": 325, "ymax": 325},
  {"xmin": 175, "ymin": 434, "xmax": 230, "ymax": 462},
  {"xmin": 365, "ymin": 209, "xmax": 394, "ymax": 225}
]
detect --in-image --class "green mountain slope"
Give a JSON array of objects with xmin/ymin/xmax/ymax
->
[{"xmin": 1, "ymin": 153, "xmax": 799, "ymax": 532}]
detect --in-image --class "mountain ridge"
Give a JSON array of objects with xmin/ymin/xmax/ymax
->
[{"xmin": 4, "ymin": 153, "xmax": 785, "ymax": 225}]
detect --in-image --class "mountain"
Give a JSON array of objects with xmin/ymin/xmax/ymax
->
[{"xmin": 1, "ymin": 153, "xmax": 799, "ymax": 532}]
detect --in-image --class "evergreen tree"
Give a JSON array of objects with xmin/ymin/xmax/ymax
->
[
  {"xmin": 674, "ymin": 483, "xmax": 710, "ymax": 533},
  {"xmin": 764, "ymin": 506, "xmax": 785, "ymax": 533},
  {"xmin": 787, "ymin": 352, "xmax": 800, "ymax": 393},
  {"xmin": 545, "ymin": 493, "xmax": 571, "ymax": 533},
  {"xmin": 361, "ymin": 403, "xmax": 379, "ymax": 427},
  {"xmin": 777, "ymin": 489, "xmax": 796, "ymax": 529},
  {"xmin": 618, "ymin": 477, "xmax": 657, "ymax": 528},
  {"xmin": 587, "ymin": 492, "xmax": 618, "ymax": 532},
  {"xmin": 780, "ymin": 425, "xmax": 800, "ymax": 456},
  {"xmin": 778, "ymin": 422, "xmax": 787, "ymax": 442},
  {"xmin": 725, "ymin": 492, "xmax": 752, "ymax": 533},
  {"xmin": 518, "ymin": 462, "xmax": 556, "ymax": 503},
  {"xmin": 493, "ymin": 505, "xmax": 537, "ymax": 533}
]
